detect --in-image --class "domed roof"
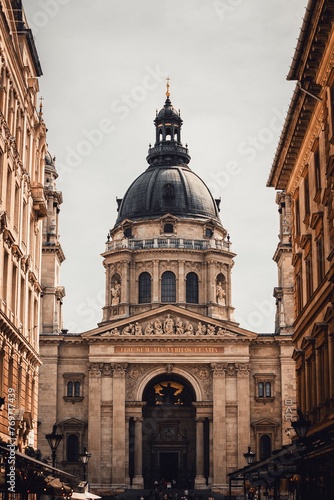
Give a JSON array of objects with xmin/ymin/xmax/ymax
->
[
  {"xmin": 115, "ymin": 164, "xmax": 220, "ymax": 224},
  {"xmin": 114, "ymin": 90, "xmax": 221, "ymax": 226}
]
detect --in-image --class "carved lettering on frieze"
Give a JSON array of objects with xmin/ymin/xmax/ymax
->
[{"xmin": 100, "ymin": 313, "xmax": 240, "ymax": 339}]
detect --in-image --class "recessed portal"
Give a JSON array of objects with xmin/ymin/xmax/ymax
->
[
  {"xmin": 141, "ymin": 374, "xmax": 196, "ymax": 488},
  {"xmin": 159, "ymin": 451, "xmax": 179, "ymax": 483}
]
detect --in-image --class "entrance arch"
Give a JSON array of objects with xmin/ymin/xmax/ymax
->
[{"xmin": 140, "ymin": 374, "xmax": 197, "ymax": 489}]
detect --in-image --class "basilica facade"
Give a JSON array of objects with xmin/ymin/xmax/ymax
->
[{"xmin": 38, "ymin": 89, "xmax": 296, "ymax": 495}]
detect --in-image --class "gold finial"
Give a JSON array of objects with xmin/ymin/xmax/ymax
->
[{"xmin": 166, "ymin": 76, "xmax": 171, "ymax": 98}]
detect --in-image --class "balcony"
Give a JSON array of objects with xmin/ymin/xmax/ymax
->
[
  {"xmin": 105, "ymin": 237, "xmax": 231, "ymax": 252},
  {"xmin": 30, "ymin": 183, "xmax": 47, "ymax": 219}
]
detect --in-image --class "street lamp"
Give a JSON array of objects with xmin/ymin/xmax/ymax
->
[
  {"xmin": 291, "ymin": 408, "xmax": 311, "ymax": 440},
  {"xmin": 291, "ymin": 409, "xmax": 311, "ymax": 500},
  {"xmin": 79, "ymin": 446, "xmax": 91, "ymax": 482},
  {"xmin": 243, "ymin": 447, "xmax": 256, "ymax": 500},
  {"xmin": 45, "ymin": 423, "xmax": 63, "ymax": 468},
  {"xmin": 244, "ymin": 446, "xmax": 256, "ymax": 465}
]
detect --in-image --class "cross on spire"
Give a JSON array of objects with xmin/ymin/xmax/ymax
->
[{"xmin": 166, "ymin": 76, "xmax": 171, "ymax": 98}]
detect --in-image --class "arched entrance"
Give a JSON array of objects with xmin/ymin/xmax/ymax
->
[{"xmin": 140, "ymin": 374, "xmax": 196, "ymax": 489}]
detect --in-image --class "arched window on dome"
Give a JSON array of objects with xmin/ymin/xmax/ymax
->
[
  {"xmin": 259, "ymin": 434, "xmax": 271, "ymax": 460},
  {"xmin": 165, "ymin": 127, "xmax": 172, "ymax": 141},
  {"xmin": 186, "ymin": 272, "xmax": 199, "ymax": 303},
  {"xmin": 139, "ymin": 272, "xmax": 151, "ymax": 304},
  {"xmin": 161, "ymin": 271, "xmax": 176, "ymax": 303}
]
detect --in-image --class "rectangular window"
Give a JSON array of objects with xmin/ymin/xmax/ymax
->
[
  {"xmin": 305, "ymin": 255, "xmax": 313, "ymax": 300},
  {"xmin": 5, "ymin": 166, "xmax": 12, "ymax": 214},
  {"xmin": 296, "ymin": 269, "xmax": 303, "ymax": 315},
  {"xmin": 295, "ymin": 198, "xmax": 301, "ymax": 236},
  {"xmin": 314, "ymin": 148, "xmax": 321, "ymax": 194},
  {"xmin": 316, "ymin": 234, "xmax": 325, "ymax": 284},
  {"xmin": 304, "ymin": 174, "xmax": 310, "ymax": 216}
]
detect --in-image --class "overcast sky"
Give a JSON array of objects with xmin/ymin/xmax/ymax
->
[{"xmin": 24, "ymin": 0, "xmax": 307, "ymax": 334}]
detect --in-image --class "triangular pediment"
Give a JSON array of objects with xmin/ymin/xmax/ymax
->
[{"xmin": 82, "ymin": 304, "xmax": 257, "ymax": 340}]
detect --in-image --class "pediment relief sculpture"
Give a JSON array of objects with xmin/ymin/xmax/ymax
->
[{"xmin": 100, "ymin": 313, "xmax": 239, "ymax": 338}]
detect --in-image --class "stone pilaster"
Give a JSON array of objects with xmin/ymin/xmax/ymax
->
[
  {"xmin": 88, "ymin": 363, "xmax": 103, "ymax": 485},
  {"xmin": 111, "ymin": 363, "xmax": 128, "ymax": 488},
  {"xmin": 236, "ymin": 363, "xmax": 250, "ymax": 468},
  {"xmin": 132, "ymin": 417, "xmax": 144, "ymax": 488},
  {"xmin": 194, "ymin": 417, "xmax": 206, "ymax": 488},
  {"xmin": 211, "ymin": 363, "xmax": 226, "ymax": 488}
]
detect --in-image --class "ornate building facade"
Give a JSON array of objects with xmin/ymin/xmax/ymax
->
[
  {"xmin": 0, "ymin": 0, "xmax": 46, "ymax": 450},
  {"xmin": 267, "ymin": 0, "xmax": 334, "ymax": 496},
  {"xmin": 38, "ymin": 88, "xmax": 296, "ymax": 495}
]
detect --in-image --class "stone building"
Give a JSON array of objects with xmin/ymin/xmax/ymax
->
[
  {"xmin": 267, "ymin": 0, "xmax": 334, "ymax": 496},
  {"xmin": 0, "ymin": 0, "xmax": 46, "ymax": 450},
  {"xmin": 38, "ymin": 86, "xmax": 296, "ymax": 495}
]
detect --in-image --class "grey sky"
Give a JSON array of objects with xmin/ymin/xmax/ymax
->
[{"xmin": 24, "ymin": 0, "xmax": 306, "ymax": 334}]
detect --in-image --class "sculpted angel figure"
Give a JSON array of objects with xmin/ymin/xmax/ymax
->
[{"xmin": 216, "ymin": 281, "xmax": 226, "ymax": 305}]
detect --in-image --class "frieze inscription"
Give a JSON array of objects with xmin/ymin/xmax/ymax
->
[{"xmin": 116, "ymin": 346, "xmax": 224, "ymax": 353}]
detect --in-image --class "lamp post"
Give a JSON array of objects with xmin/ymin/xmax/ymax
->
[
  {"xmin": 79, "ymin": 446, "xmax": 91, "ymax": 482},
  {"xmin": 45, "ymin": 423, "xmax": 63, "ymax": 468},
  {"xmin": 291, "ymin": 409, "xmax": 311, "ymax": 500},
  {"xmin": 243, "ymin": 446, "xmax": 256, "ymax": 500}
]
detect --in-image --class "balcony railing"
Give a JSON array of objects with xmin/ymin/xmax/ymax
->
[{"xmin": 105, "ymin": 237, "xmax": 231, "ymax": 252}]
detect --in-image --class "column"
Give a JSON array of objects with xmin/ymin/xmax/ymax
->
[
  {"xmin": 236, "ymin": 364, "xmax": 250, "ymax": 468},
  {"xmin": 208, "ymin": 418, "xmax": 213, "ymax": 486},
  {"xmin": 211, "ymin": 363, "xmax": 226, "ymax": 488},
  {"xmin": 207, "ymin": 260, "xmax": 216, "ymax": 303},
  {"xmin": 125, "ymin": 417, "xmax": 131, "ymax": 488},
  {"xmin": 195, "ymin": 418, "xmax": 206, "ymax": 488},
  {"xmin": 132, "ymin": 417, "xmax": 144, "ymax": 488},
  {"xmin": 112, "ymin": 363, "xmax": 127, "ymax": 488},
  {"xmin": 178, "ymin": 260, "xmax": 185, "ymax": 303},
  {"xmin": 152, "ymin": 260, "xmax": 159, "ymax": 303},
  {"xmin": 88, "ymin": 363, "xmax": 102, "ymax": 486},
  {"xmin": 121, "ymin": 259, "xmax": 130, "ymax": 311}
]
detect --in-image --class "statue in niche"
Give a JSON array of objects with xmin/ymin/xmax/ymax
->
[
  {"xmin": 111, "ymin": 280, "xmax": 121, "ymax": 305},
  {"xmin": 145, "ymin": 321, "xmax": 154, "ymax": 335},
  {"xmin": 154, "ymin": 318, "xmax": 163, "ymax": 335},
  {"xmin": 184, "ymin": 321, "xmax": 194, "ymax": 335},
  {"xmin": 164, "ymin": 314, "xmax": 174, "ymax": 334},
  {"xmin": 216, "ymin": 281, "xmax": 226, "ymax": 305},
  {"xmin": 175, "ymin": 317, "xmax": 184, "ymax": 334}
]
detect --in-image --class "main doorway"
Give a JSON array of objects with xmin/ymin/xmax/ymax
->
[{"xmin": 140, "ymin": 374, "xmax": 196, "ymax": 489}]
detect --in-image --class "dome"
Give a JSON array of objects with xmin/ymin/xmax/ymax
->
[
  {"xmin": 114, "ymin": 91, "xmax": 221, "ymax": 226},
  {"xmin": 115, "ymin": 164, "xmax": 220, "ymax": 224}
]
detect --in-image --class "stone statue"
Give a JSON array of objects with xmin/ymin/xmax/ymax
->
[
  {"xmin": 111, "ymin": 280, "xmax": 121, "ymax": 305},
  {"xmin": 184, "ymin": 321, "xmax": 194, "ymax": 335},
  {"xmin": 154, "ymin": 318, "xmax": 163, "ymax": 335},
  {"xmin": 176, "ymin": 317, "xmax": 184, "ymax": 334},
  {"xmin": 164, "ymin": 314, "xmax": 174, "ymax": 334},
  {"xmin": 134, "ymin": 322, "xmax": 143, "ymax": 335},
  {"xmin": 216, "ymin": 281, "xmax": 226, "ymax": 305},
  {"xmin": 145, "ymin": 321, "xmax": 154, "ymax": 335}
]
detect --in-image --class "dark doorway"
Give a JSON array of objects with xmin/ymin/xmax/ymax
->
[{"xmin": 160, "ymin": 451, "xmax": 178, "ymax": 482}]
